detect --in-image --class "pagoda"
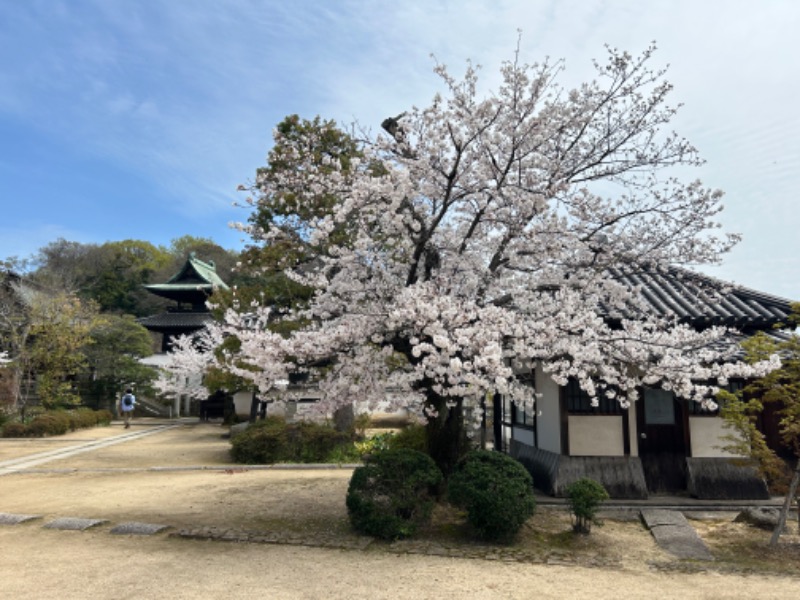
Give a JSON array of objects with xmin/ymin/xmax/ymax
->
[{"xmin": 139, "ymin": 253, "xmax": 229, "ymax": 352}]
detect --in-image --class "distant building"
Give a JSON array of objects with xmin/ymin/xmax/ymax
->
[
  {"xmin": 138, "ymin": 252, "xmax": 229, "ymax": 353},
  {"xmin": 139, "ymin": 253, "xmax": 229, "ymax": 417}
]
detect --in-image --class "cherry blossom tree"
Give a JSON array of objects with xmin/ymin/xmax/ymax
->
[{"xmin": 174, "ymin": 44, "xmax": 779, "ymax": 473}]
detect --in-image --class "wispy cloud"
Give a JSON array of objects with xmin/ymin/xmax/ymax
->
[{"xmin": 0, "ymin": 0, "xmax": 798, "ymax": 297}]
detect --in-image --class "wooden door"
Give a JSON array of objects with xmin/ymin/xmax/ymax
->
[{"xmin": 637, "ymin": 389, "xmax": 688, "ymax": 494}]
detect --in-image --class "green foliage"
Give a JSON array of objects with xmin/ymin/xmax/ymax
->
[
  {"xmin": 353, "ymin": 431, "xmax": 395, "ymax": 457},
  {"xmin": 565, "ymin": 478, "xmax": 610, "ymax": 534},
  {"xmin": 448, "ymin": 450, "xmax": 536, "ymax": 542},
  {"xmin": 346, "ymin": 448, "xmax": 443, "ymax": 540},
  {"xmin": 718, "ymin": 389, "xmax": 785, "ymax": 487},
  {"xmin": 13, "ymin": 292, "xmax": 98, "ymax": 410},
  {"xmin": 229, "ymin": 417, "xmax": 352, "ymax": 464},
  {"xmin": 79, "ymin": 314, "xmax": 158, "ymax": 410},
  {"xmin": 720, "ymin": 313, "xmax": 800, "ymax": 488},
  {"xmin": 387, "ymin": 423, "xmax": 428, "ymax": 453}
]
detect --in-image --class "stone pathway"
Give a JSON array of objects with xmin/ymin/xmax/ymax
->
[{"xmin": 640, "ymin": 509, "xmax": 714, "ymax": 561}]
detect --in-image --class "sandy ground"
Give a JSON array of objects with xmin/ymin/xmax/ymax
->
[{"xmin": 0, "ymin": 420, "xmax": 798, "ymax": 599}]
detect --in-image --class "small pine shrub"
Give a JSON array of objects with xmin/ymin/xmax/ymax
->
[
  {"xmin": 448, "ymin": 450, "xmax": 536, "ymax": 542},
  {"xmin": 565, "ymin": 478, "xmax": 609, "ymax": 534},
  {"xmin": 346, "ymin": 448, "xmax": 443, "ymax": 540},
  {"xmin": 2, "ymin": 422, "xmax": 27, "ymax": 438}
]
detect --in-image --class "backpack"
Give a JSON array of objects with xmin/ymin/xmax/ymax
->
[{"xmin": 123, "ymin": 394, "xmax": 134, "ymax": 407}]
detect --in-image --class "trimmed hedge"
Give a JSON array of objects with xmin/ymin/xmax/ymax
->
[
  {"xmin": 448, "ymin": 450, "xmax": 536, "ymax": 542},
  {"xmin": 347, "ymin": 448, "xmax": 443, "ymax": 540},
  {"xmin": 230, "ymin": 417, "xmax": 353, "ymax": 464},
  {"xmin": 1, "ymin": 422, "xmax": 27, "ymax": 438},
  {"xmin": 0, "ymin": 408, "xmax": 112, "ymax": 438}
]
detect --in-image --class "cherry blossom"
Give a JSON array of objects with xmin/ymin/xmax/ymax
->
[{"xmin": 165, "ymin": 44, "xmax": 779, "ymax": 463}]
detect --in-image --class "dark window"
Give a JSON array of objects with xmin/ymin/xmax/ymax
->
[
  {"xmin": 565, "ymin": 378, "xmax": 622, "ymax": 414},
  {"xmin": 513, "ymin": 400, "xmax": 535, "ymax": 428}
]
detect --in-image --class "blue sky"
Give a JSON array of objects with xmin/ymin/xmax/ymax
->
[{"xmin": 1, "ymin": 0, "xmax": 798, "ymax": 300}]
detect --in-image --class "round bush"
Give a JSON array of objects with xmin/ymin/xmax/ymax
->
[
  {"xmin": 346, "ymin": 448, "xmax": 443, "ymax": 540},
  {"xmin": 448, "ymin": 450, "xmax": 536, "ymax": 542}
]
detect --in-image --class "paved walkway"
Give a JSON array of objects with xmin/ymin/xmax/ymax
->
[{"xmin": 0, "ymin": 423, "xmax": 178, "ymax": 475}]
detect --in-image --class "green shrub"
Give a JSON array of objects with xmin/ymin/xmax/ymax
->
[
  {"xmin": 448, "ymin": 450, "xmax": 536, "ymax": 542},
  {"xmin": 346, "ymin": 448, "xmax": 443, "ymax": 540},
  {"xmin": 94, "ymin": 409, "xmax": 113, "ymax": 425},
  {"xmin": 68, "ymin": 408, "xmax": 99, "ymax": 430},
  {"xmin": 387, "ymin": 423, "xmax": 428, "ymax": 453},
  {"xmin": 2, "ymin": 422, "xmax": 27, "ymax": 438},
  {"xmin": 27, "ymin": 412, "xmax": 71, "ymax": 437},
  {"xmin": 565, "ymin": 478, "xmax": 609, "ymax": 534},
  {"xmin": 326, "ymin": 442, "xmax": 361, "ymax": 464},
  {"xmin": 354, "ymin": 431, "xmax": 395, "ymax": 458},
  {"xmin": 230, "ymin": 418, "xmax": 352, "ymax": 464}
]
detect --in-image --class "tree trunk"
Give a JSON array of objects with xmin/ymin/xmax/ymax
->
[
  {"xmin": 770, "ymin": 459, "xmax": 800, "ymax": 546},
  {"xmin": 333, "ymin": 403, "xmax": 355, "ymax": 433},
  {"xmin": 425, "ymin": 392, "xmax": 469, "ymax": 477}
]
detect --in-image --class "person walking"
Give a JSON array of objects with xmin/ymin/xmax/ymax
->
[{"xmin": 119, "ymin": 388, "xmax": 136, "ymax": 429}]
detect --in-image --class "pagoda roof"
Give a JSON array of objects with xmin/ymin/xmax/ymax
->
[
  {"xmin": 137, "ymin": 310, "xmax": 214, "ymax": 333},
  {"xmin": 144, "ymin": 253, "xmax": 229, "ymax": 303}
]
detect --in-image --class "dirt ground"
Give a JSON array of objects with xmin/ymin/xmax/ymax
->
[{"xmin": 0, "ymin": 420, "xmax": 798, "ymax": 599}]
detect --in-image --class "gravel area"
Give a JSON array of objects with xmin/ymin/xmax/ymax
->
[{"xmin": 0, "ymin": 419, "xmax": 798, "ymax": 599}]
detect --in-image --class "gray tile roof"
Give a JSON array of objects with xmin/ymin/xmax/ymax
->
[{"xmin": 606, "ymin": 265, "xmax": 795, "ymax": 330}]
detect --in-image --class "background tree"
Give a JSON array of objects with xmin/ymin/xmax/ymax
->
[
  {"xmin": 719, "ymin": 304, "xmax": 800, "ymax": 546},
  {"xmin": 0, "ymin": 270, "xmax": 38, "ymax": 412},
  {"xmin": 26, "ymin": 237, "xmax": 236, "ymax": 317},
  {"xmin": 171, "ymin": 44, "xmax": 778, "ymax": 474},
  {"xmin": 79, "ymin": 314, "xmax": 159, "ymax": 412},
  {"xmin": 225, "ymin": 114, "xmax": 364, "ymax": 313},
  {"xmin": 14, "ymin": 292, "xmax": 98, "ymax": 412},
  {"xmin": 30, "ymin": 238, "xmax": 171, "ymax": 316}
]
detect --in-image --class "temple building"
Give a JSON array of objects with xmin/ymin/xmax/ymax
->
[
  {"xmin": 493, "ymin": 266, "xmax": 796, "ymax": 500},
  {"xmin": 139, "ymin": 253, "xmax": 229, "ymax": 417},
  {"xmin": 139, "ymin": 253, "xmax": 229, "ymax": 353}
]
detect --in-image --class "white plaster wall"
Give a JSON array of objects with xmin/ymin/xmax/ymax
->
[
  {"xmin": 628, "ymin": 401, "xmax": 639, "ymax": 457},
  {"xmin": 535, "ymin": 365, "xmax": 561, "ymax": 453},
  {"xmin": 233, "ymin": 391, "xmax": 253, "ymax": 416},
  {"xmin": 689, "ymin": 416, "xmax": 744, "ymax": 458},
  {"xmin": 568, "ymin": 415, "xmax": 625, "ymax": 456}
]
